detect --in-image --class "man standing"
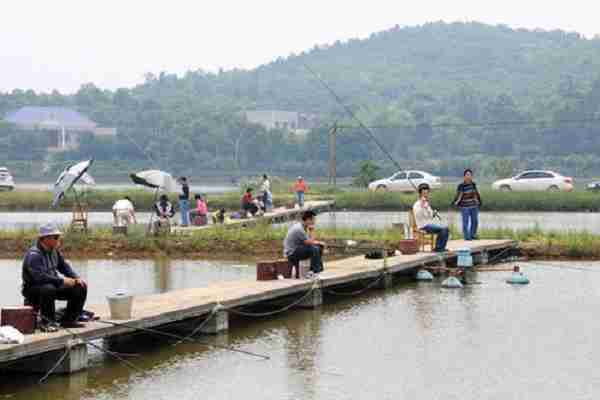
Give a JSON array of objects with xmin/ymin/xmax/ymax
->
[
  {"xmin": 413, "ymin": 184, "xmax": 449, "ymax": 252},
  {"xmin": 22, "ymin": 223, "xmax": 88, "ymax": 331},
  {"xmin": 284, "ymin": 210, "xmax": 326, "ymax": 275},
  {"xmin": 453, "ymin": 169, "xmax": 482, "ymax": 240},
  {"xmin": 112, "ymin": 196, "xmax": 137, "ymax": 227},
  {"xmin": 179, "ymin": 177, "xmax": 190, "ymax": 227},
  {"xmin": 293, "ymin": 176, "xmax": 308, "ymax": 208}
]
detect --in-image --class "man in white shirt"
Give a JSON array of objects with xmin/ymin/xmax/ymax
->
[
  {"xmin": 112, "ymin": 196, "xmax": 137, "ymax": 227},
  {"xmin": 412, "ymin": 185, "xmax": 449, "ymax": 252}
]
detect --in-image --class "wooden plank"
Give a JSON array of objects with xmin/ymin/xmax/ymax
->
[{"xmin": 0, "ymin": 239, "xmax": 516, "ymax": 365}]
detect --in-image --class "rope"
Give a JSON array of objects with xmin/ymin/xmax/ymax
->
[
  {"xmin": 38, "ymin": 347, "xmax": 70, "ymax": 384},
  {"xmin": 325, "ymin": 272, "xmax": 387, "ymax": 296},
  {"xmin": 172, "ymin": 308, "xmax": 217, "ymax": 346},
  {"xmin": 96, "ymin": 319, "xmax": 270, "ymax": 360},
  {"xmin": 222, "ymin": 281, "xmax": 320, "ymax": 317}
]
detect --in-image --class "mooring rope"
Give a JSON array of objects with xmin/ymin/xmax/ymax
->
[
  {"xmin": 38, "ymin": 347, "xmax": 70, "ymax": 384},
  {"xmin": 220, "ymin": 280, "xmax": 320, "ymax": 318},
  {"xmin": 324, "ymin": 272, "xmax": 387, "ymax": 296},
  {"xmin": 96, "ymin": 319, "xmax": 270, "ymax": 360}
]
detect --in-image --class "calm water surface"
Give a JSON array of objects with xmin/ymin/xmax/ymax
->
[
  {"xmin": 2, "ymin": 211, "xmax": 600, "ymax": 233},
  {"xmin": 1, "ymin": 259, "xmax": 599, "ymax": 399}
]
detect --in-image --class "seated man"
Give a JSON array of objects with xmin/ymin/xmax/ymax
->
[
  {"xmin": 22, "ymin": 223, "xmax": 88, "ymax": 331},
  {"xmin": 241, "ymin": 188, "xmax": 259, "ymax": 217},
  {"xmin": 112, "ymin": 196, "xmax": 137, "ymax": 227},
  {"xmin": 413, "ymin": 184, "xmax": 449, "ymax": 252},
  {"xmin": 153, "ymin": 194, "xmax": 176, "ymax": 232},
  {"xmin": 284, "ymin": 210, "xmax": 326, "ymax": 275}
]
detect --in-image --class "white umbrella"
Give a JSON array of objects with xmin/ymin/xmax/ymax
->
[
  {"xmin": 129, "ymin": 170, "xmax": 176, "ymax": 192},
  {"xmin": 52, "ymin": 159, "xmax": 94, "ymax": 207}
]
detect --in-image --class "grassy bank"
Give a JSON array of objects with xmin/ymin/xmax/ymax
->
[
  {"xmin": 1, "ymin": 187, "xmax": 600, "ymax": 212},
  {"xmin": 1, "ymin": 224, "xmax": 599, "ymax": 260}
]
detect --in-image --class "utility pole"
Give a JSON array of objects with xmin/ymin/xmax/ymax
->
[{"xmin": 328, "ymin": 123, "xmax": 338, "ymax": 186}]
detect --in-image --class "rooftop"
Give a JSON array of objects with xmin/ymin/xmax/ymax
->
[{"xmin": 4, "ymin": 106, "xmax": 97, "ymax": 130}]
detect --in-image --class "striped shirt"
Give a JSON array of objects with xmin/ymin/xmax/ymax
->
[{"xmin": 453, "ymin": 182, "xmax": 481, "ymax": 208}]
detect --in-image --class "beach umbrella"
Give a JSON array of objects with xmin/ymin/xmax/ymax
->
[
  {"xmin": 52, "ymin": 159, "xmax": 94, "ymax": 207},
  {"xmin": 129, "ymin": 170, "xmax": 176, "ymax": 192}
]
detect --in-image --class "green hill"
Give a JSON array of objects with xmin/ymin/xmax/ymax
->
[{"xmin": 2, "ymin": 21, "xmax": 600, "ymax": 178}]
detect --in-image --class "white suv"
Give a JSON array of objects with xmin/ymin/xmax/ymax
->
[
  {"xmin": 492, "ymin": 170, "xmax": 573, "ymax": 192},
  {"xmin": 368, "ymin": 170, "xmax": 442, "ymax": 193}
]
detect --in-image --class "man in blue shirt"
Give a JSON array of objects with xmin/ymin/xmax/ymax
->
[{"xmin": 22, "ymin": 223, "xmax": 88, "ymax": 330}]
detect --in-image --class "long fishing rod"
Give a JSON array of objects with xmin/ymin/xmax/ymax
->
[{"xmin": 301, "ymin": 61, "xmax": 422, "ymax": 193}]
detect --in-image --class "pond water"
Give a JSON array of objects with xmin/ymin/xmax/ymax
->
[
  {"xmin": 2, "ymin": 211, "xmax": 600, "ymax": 233},
  {"xmin": 1, "ymin": 259, "xmax": 600, "ymax": 399}
]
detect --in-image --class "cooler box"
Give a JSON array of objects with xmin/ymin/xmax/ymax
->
[
  {"xmin": 257, "ymin": 262, "xmax": 278, "ymax": 281},
  {"xmin": 1, "ymin": 306, "xmax": 36, "ymax": 334},
  {"xmin": 398, "ymin": 239, "xmax": 419, "ymax": 255},
  {"xmin": 457, "ymin": 248, "xmax": 473, "ymax": 268}
]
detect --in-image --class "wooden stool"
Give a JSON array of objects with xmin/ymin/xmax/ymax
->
[{"xmin": 71, "ymin": 203, "xmax": 88, "ymax": 233}]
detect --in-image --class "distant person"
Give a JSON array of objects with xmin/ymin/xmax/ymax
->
[
  {"xmin": 112, "ymin": 196, "xmax": 137, "ymax": 227},
  {"xmin": 284, "ymin": 210, "xmax": 326, "ymax": 276},
  {"xmin": 189, "ymin": 193, "xmax": 208, "ymax": 226},
  {"xmin": 413, "ymin": 184, "xmax": 449, "ymax": 252},
  {"xmin": 212, "ymin": 208, "xmax": 227, "ymax": 224},
  {"xmin": 293, "ymin": 176, "xmax": 308, "ymax": 208},
  {"xmin": 453, "ymin": 169, "xmax": 482, "ymax": 241},
  {"xmin": 178, "ymin": 177, "xmax": 190, "ymax": 227},
  {"xmin": 154, "ymin": 194, "xmax": 175, "ymax": 232},
  {"xmin": 260, "ymin": 174, "xmax": 272, "ymax": 212},
  {"xmin": 22, "ymin": 223, "xmax": 88, "ymax": 331},
  {"xmin": 241, "ymin": 188, "xmax": 259, "ymax": 217}
]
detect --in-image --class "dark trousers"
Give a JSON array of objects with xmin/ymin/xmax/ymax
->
[
  {"xmin": 243, "ymin": 203, "xmax": 258, "ymax": 216},
  {"xmin": 422, "ymin": 224, "xmax": 450, "ymax": 251},
  {"xmin": 287, "ymin": 244, "xmax": 324, "ymax": 273},
  {"xmin": 24, "ymin": 284, "xmax": 87, "ymax": 323}
]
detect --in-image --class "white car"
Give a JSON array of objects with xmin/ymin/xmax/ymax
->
[
  {"xmin": 492, "ymin": 170, "xmax": 573, "ymax": 192},
  {"xmin": 368, "ymin": 170, "xmax": 442, "ymax": 192}
]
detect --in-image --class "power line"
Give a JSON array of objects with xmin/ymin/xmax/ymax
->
[{"xmin": 335, "ymin": 117, "xmax": 600, "ymax": 130}]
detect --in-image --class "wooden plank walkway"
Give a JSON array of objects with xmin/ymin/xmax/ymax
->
[
  {"xmin": 0, "ymin": 239, "xmax": 516, "ymax": 366},
  {"xmin": 171, "ymin": 200, "xmax": 335, "ymax": 234}
]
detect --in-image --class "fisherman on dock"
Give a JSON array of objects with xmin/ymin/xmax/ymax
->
[
  {"xmin": 413, "ymin": 184, "xmax": 449, "ymax": 252},
  {"xmin": 284, "ymin": 210, "xmax": 325, "ymax": 276},
  {"xmin": 112, "ymin": 196, "xmax": 137, "ymax": 227},
  {"xmin": 21, "ymin": 223, "xmax": 88, "ymax": 331}
]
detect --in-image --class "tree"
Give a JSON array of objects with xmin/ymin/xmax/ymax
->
[{"xmin": 352, "ymin": 160, "xmax": 380, "ymax": 188}]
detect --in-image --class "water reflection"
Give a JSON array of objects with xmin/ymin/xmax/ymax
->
[
  {"xmin": 0, "ymin": 258, "xmax": 254, "ymax": 306},
  {"xmin": 2, "ymin": 262, "xmax": 600, "ymax": 399},
  {"xmin": 4, "ymin": 210, "xmax": 600, "ymax": 233}
]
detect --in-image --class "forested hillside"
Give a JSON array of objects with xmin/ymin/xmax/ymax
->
[{"xmin": 2, "ymin": 21, "xmax": 600, "ymax": 178}]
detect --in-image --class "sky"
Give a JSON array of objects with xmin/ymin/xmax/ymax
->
[{"xmin": 1, "ymin": 0, "xmax": 599, "ymax": 94}]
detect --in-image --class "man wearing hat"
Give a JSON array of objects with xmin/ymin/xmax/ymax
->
[{"xmin": 21, "ymin": 223, "xmax": 88, "ymax": 330}]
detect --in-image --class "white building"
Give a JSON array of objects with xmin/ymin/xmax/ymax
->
[{"xmin": 4, "ymin": 106, "xmax": 116, "ymax": 152}]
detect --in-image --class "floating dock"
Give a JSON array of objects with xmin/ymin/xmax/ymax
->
[
  {"xmin": 171, "ymin": 200, "xmax": 335, "ymax": 234},
  {"xmin": 0, "ymin": 239, "xmax": 517, "ymax": 374}
]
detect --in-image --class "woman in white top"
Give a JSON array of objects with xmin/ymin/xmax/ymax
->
[{"xmin": 412, "ymin": 185, "xmax": 449, "ymax": 252}]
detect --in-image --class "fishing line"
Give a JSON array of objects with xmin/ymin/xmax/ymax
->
[{"xmin": 301, "ymin": 61, "xmax": 421, "ymax": 192}]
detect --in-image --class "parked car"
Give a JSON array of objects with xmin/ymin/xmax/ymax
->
[
  {"xmin": 586, "ymin": 181, "xmax": 600, "ymax": 192},
  {"xmin": 0, "ymin": 167, "xmax": 15, "ymax": 191},
  {"xmin": 492, "ymin": 170, "xmax": 573, "ymax": 192},
  {"xmin": 368, "ymin": 170, "xmax": 442, "ymax": 192}
]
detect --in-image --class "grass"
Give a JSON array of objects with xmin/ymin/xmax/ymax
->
[
  {"xmin": 3, "ymin": 186, "xmax": 600, "ymax": 212},
  {"xmin": 3, "ymin": 222, "xmax": 600, "ymax": 260}
]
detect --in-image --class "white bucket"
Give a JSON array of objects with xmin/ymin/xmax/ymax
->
[{"xmin": 107, "ymin": 293, "xmax": 133, "ymax": 320}]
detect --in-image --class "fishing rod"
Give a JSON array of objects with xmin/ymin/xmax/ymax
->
[{"xmin": 301, "ymin": 61, "xmax": 421, "ymax": 193}]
